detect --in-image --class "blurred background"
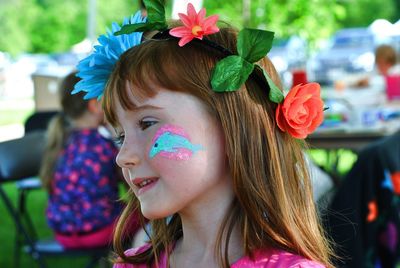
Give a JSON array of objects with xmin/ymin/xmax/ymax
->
[
  {"xmin": 0, "ymin": 0, "xmax": 399, "ymax": 267},
  {"xmin": 0, "ymin": 0, "xmax": 399, "ymax": 141}
]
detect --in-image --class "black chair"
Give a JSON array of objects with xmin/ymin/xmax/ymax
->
[
  {"xmin": 17, "ymin": 110, "xmax": 59, "ymax": 243},
  {"xmin": 24, "ymin": 111, "xmax": 59, "ymax": 134},
  {"xmin": 0, "ymin": 131, "xmax": 110, "ymax": 268},
  {"xmin": 18, "ymin": 110, "xmax": 59, "ymax": 222}
]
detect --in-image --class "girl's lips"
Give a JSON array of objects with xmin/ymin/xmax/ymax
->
[{"xmin": 132, "ymin": 177, "xmax": 159, "ymax": 195}]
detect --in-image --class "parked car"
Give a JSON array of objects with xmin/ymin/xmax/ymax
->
[
  {"xmin": 51, "ymin": 52, "xmax": 82, "ymax": 66},
  {"xmin": 269, "ymin": 36, "xmax": 307, "ymax": 87},
  {"xmin": 309, "ymin": 28, "xmax": 376, "ymax": 85}
]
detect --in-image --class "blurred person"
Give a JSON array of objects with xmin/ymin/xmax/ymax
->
[
  {"xmin": 375, "ymin": 44, "xmax": 397, "ymax": 76},
  {"xmin": 356, "ymin": 44, "xmax": 397, "ymax": 87},
  {"xmin": 324, "ymin": 130, "xmax": 400, "ymax": 267},
  {"xmin": 39, "ymin": 71, "xmax": 126, "ymax": 249}
]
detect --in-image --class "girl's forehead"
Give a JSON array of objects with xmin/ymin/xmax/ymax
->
[
  {"xmin": 124, "ymin": 81, "xmax": 147, "ymax": 106},
  {"xmin": 124, "ymin": 80, "xmax": 161, "ymax": 104}
]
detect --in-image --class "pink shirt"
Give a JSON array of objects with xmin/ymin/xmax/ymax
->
[{"xmin": 113, "ymin": 244, "xmax": 326, "ymax": 268}]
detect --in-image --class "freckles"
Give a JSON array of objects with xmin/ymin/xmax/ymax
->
[{"xmin": 148, "ymin": 124, "xmax": 204, "ymax": 161}]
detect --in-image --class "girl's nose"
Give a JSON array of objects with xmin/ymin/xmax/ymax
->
[{"xmin": 116, "ymin": 143, "xmax": 141, "ymax": 168}]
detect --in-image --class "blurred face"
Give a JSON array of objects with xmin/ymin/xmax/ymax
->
[
  {"xmin": 376, "ymin": 59, "xmax": 392, "ymax": 76},
  {"xmin": 114, "ymin": 85, "xmax": 232, "ymax": 219}
]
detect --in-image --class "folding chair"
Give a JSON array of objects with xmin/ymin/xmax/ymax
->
[
  {"xmin": 15, "ymin": 110, "xmax": 59, "ymax": 215},
  {"xmin": 24, "ymin": 111, "xmax": 58, "ymax": 134},
  {"xmin": 0, "ymin": 131, "xmax": 111, "ymax": 268}
]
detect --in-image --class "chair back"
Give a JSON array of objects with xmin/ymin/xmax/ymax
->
[
  {"xmin": 0, "ymin": 131, "xmax": 46, "ymax": 182},
  {"xmin": 24, "ymin": 111, "xmax": 58, "ymax": 134}
]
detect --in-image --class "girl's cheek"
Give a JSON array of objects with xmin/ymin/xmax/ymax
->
[{"xmin": 147, "ymin": 124, "xmax": 204, "ymax": 161}]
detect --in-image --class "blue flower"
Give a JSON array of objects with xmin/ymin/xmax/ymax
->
[{"xmin": 72, "ymin": 11, "xmax": 146, "ymax": 100}]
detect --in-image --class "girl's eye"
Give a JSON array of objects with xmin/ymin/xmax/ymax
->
[
  {"xmin": 113, "ymin": 133, "xmax": 125, "ymax": 145},
  {"xmin": 139, "ymin": 119, "xmax": 157, "ymax": 130}
]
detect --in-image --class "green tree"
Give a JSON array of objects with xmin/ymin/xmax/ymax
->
[
  {"xmin": 0, "ymin": 0, "xmax": 398, "ymax": 55},
  {"xmin": 339, "ymin": 0, "xmax": 396, "ymax": 26},
  {"xmin": 97, "ymin": 0, "xmax": 139, "ymax": 35},
  {"xmin": 0, "ymin": 0, "xmax": 40, "ymax": 55},
  {"xmin": 28, "ymin": 0, "xmax": 87, "ymax": 53},
  {"xmin": 0, "ymin": 0, "xmax": 141, "ymax": 54},
  {"xmin": 204, "ymin": 0, "xmax": 344, "ymax": 51}
]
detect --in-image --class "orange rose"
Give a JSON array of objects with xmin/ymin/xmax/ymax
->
[{"xmin": 275, "ymin": 83, "xmax": 324, "ymax": 139}]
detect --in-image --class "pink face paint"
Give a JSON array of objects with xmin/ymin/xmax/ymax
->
[{"xmin": 149, "ymin": 124, "xmax": 203, "ymax": 160}]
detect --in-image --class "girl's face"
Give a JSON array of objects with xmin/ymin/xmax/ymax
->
[{"xmin": 114, "ymin": 85, "xmax": 233, "ymax": 219}]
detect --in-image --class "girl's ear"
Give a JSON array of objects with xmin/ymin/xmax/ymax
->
[{"xmin": 87, "ymin": 99, "xmax": 102, "ymax": 114}]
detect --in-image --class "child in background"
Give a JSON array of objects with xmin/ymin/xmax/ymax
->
[
  {"xmin": 39, "ymin": 71, "xmax": 124, "ymax": 249},
  {"xmin": 375, "ymin": 44, "xmax": 397, "ymax": 76},
  {"xmin": 73, "ymin": 2, "xmax": 333, "ymax": 267},
  {"xmin": 356, "ymin": 44, "xmax": 397, "ymax": 87}
]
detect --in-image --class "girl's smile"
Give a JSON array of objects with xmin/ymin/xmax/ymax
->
[{"xmin": 131, "ymin": 176, "xmax": 159, "ymax": 195}]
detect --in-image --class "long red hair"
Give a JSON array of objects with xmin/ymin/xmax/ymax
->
[{"xmin": 104, "ymin": 25, "xmax": 334, "ymax": 268}]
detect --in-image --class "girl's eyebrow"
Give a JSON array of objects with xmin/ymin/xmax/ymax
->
[
  {"xmin": 131, "ymin": 104, "xmax": 163, "ymax": 112},
  {"xmin": 112, "ymin": 105, "xmax": 162, "ymax": 129}
]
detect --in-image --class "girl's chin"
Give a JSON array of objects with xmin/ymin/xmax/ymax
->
[{"xmin": 140, "ymin": 208, "xmax": 174, "ymax": 220}]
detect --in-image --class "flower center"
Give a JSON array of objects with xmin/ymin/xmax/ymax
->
[{"xmin": 191, "ymin": 25, "xmax": 203, "ymax": 36}]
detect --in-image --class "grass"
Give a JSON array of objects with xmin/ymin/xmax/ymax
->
[
  {"xmin": 0, "ymin": 183, "xmax": 112, "ymax": 267},
  {"xmin": 308, "ymin": 148, "xmax": 358, "ymax": 177},
  {"xmin": 0, "ymin": 108, "xmax": 33, "ymax": 126},
  {"xmin": 0, "ymin": 98, "xmax": 34, "ymax": 126}
]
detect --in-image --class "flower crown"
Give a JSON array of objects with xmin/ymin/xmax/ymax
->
[{"xmin": 74, "ymin": 0, "xmax": 324, "ymax": 139}]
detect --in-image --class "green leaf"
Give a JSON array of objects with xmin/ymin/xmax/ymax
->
[
  {"xmin": 115, "ymin": 0, "xmax": 167, "ymax": 35},
  {"xmin": 115, "ymin": 22, "xmax": 166, "ymax": 35},
  {"xmin": 115, "ymin": 22, "xmax": 149, "ymax": 35},
  {"xmin": 211, "ymin": 56, "xmax": 254, "ymax": 92},
  {"xmin": 144, "ymin": 0, "xmax": 166, "ymax": 24},
  {"xmin": 237, "ymin": 28, "xmax": 274, "ymax": 63},
  {"xmin": 255, "ymin": 65, "xmax": 284, "ymax": 103}
]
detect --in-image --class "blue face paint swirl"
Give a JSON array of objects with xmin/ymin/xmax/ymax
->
[{"xmin": 149, "ymin": 131, "xmax": 203, "ymax": 159}]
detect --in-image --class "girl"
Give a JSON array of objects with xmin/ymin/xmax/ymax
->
[
  {"xmin": 74, "ymin": 2, "xmax": 333, "ymax": 267},
  {"xmin": 39, "ymin": 72, "xmax": 124, "ymax": 249}
]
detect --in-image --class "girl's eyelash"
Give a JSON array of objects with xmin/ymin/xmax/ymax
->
[
  {"xmin": 113, "ymin": 119, "xmax": 157, "ymax": 145},
  {"xmin": 138, "ymin": 119, "xmax": 157, "ymax": 130},
  {"xmin": 113, "ymin": 133, "xmax": 125, "ymax": 145}
]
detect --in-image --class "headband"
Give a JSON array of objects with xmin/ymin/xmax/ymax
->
[{"xmin": 73, "ymin": 0, "xmax": 324, "ymax": 139}]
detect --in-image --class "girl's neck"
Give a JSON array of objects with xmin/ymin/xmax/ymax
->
[
  {"xmin": 71, "ymin": 112, "xmax": 101, "ymax": 129},
  {"xmin": 171, "ymin": 181, "xmax": 243, "ymax": 267}
]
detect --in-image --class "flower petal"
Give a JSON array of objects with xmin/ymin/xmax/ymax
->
[
  {"xmin": 178, "ymin": 35, "xmax": 195, "ymax": 47},
  {"xmin": 187, "ymin": 3, "xmax": 198, "ymax": 21},
  {"xmin": 170, "ymin": 26, "xmax": 191, "ymax": 38},
  {"xmin": 197, "ymin": 8, "xmax": 206, "ymax": 24},
  {"xmin": 178, "ymin": 13, "xmax": 193, "ymax": 27},
  {"xmin": 202, "ymin": 15, "xmax": 219, "ymax": 31},
  {"xmin": 285, "ymin": 83, "xmax": 302, "ymax": 101},
  {"xmin": 276, "ymin": 104, "xmax": 288, "ymax": 132}
]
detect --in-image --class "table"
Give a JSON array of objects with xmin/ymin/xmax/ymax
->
[
  {"xmin": 307, "ymin": 128, "xmax": 397, "ymax": 151},
  {"xmin": 309, "ymin": 85, "xmax": 400, "ymax": 152}
]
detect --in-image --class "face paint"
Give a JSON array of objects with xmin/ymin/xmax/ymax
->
[{"xmin": 149, "ymin": 124, "xmax": 203, "ymax": 160}]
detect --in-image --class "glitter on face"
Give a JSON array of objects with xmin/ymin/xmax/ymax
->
[{"xmin": 149, "ymin": 124, "xmax": 203, "ymax": 160}]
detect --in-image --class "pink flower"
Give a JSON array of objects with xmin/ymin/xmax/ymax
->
[
  {"xmin": 169, "ymin": 3, "xmax": 219, "ymax": 47},
  {"xmin": 275, "ymin": 83, "xmax": 324, "ymax": 139}
]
